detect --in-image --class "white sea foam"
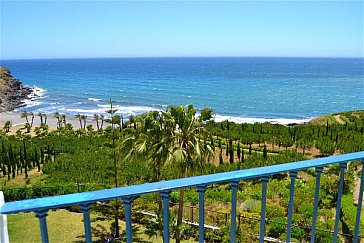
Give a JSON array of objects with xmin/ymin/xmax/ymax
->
[
  {"xmin": 67, "ymin": 105, "xmax": 159, "ymax": 118},
  {"xmin": 213, "ymin": 114, "xmax": 311, "ymax": 125},
  {"xmin": 88, "ymin": 98, "xmax": 102, "ymax": 102},
  {"xmin": 29, "ymin": 86, "xmax": 47, "ymax": 99},
  {"xmin": 17, "ymin": 86, "xmax": 47, "ymax": 110}
]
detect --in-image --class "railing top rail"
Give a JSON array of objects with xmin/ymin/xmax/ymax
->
[{"xmin": 1, "ymin": 151, "xmax": 363, "ymax": 214}]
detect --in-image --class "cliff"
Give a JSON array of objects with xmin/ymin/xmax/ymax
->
[{"xmin": 0, "ymin": 66, "xmax": 33, "ymax": 112}]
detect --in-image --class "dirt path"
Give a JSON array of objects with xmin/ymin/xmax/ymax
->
[{"xmin": 334, "ymin": 115, "xmax": 346, "ymax": 124}]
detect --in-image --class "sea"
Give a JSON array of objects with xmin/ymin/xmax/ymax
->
[{"xmin": 1, "ymin": 57, "xmax": 363, "ymax": 125}]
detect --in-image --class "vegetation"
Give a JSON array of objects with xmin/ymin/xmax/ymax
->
[{"xmin": 0, "ymin": 108, "xmax": 363, "ymax": 242}]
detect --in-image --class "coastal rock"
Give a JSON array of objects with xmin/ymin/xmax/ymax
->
[{"xmin": 0, "ymin": 66, "xmax": 33, "ymax": 112}]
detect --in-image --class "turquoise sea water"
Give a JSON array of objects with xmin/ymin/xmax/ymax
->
[{"xmin": 1, "ymin": 57, "xmax": 363, "ymax": 124}]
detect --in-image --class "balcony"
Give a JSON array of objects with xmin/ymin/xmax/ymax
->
[{"xmin": 0, "ymin": 151, "xmax": 363, "ymax": 243}]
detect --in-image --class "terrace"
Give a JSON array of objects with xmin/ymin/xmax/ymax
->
[{"xmin": 0, "ymin": 151, "xmax": 363, "ymax": 243}]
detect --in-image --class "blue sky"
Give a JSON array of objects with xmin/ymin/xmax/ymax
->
[{"xmin": 1, "ymin": 1, "xmax": 363, "ymax": 59}]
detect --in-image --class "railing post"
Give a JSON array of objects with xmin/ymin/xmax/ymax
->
[
  {"xmin": 80, "ymin": 203, "xmax": 92, "ymax": 243},
  {"xmin": 160, "ymin": 190, "xmax": 171, "ymax": 243},
  {"xmin": 259, "ymin": 175, "xmax": 270, "ymax": 243},
  {"xmin": 0, "ymin": 191, "xmax": 9, "ymax": 243},
  {"xmin": 35, "ymin": 209, "xmax": 49, "ymax": 243},
  {"xmin": 197, "ymin": 185, "xmax": 207, "ymax": 243},
  {"xmin": 286, "ymin": 171, "xmax": 297, "ymax": 243},
  {"xmin": 230, "ymin": 180, "xmax": 240, "ymax": 243},
  {"xmin": 353, "ymin": 159, "xmax": 364, "ymax": 242},
  {"xmin": 310, "ymin": 166, "xmax": 323, "ymax": 243},
  {"xmin": 122, "ymin": 197, "xmax": 135, "ymax": 243},
  {"xmin": 333, "ymin": 162, "xmax": 347, "ymax": 243}
]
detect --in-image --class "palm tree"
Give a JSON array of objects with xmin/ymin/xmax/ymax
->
[
  {"xmin": 54, "ymin": 112, "xmax": 60, "ymax": 129},
  {"xmin": 119, "ymin": 105, "xmax": 213, "ymax": 242},
  {"xmin": 21, "ymin": 111, "xmax": 29, "ymax": 124},
  {"xmin": 61, "ymin": 114, "xmax": 66, "ymax": 126},
  {"xmin": 100, "ymin": 115, "xmax": 105, "ymax": 130},
  {"xmin": 93, "ymin": 114, "xmax": 100, "ymax": 130},
  {"xmin": 30, "ymin": 112, "xmax": 35, "ymax": 128},
  {"xmin": 3, "ymin": 121, "xmax": 12, "ymax": 133},
  {"xmin": 44, "ymin": 114, "xmax": 47, "ymax": 125},
  {"xmin": 129, "ymin": 115, "xmax": 136, "ymax": 129},
  {"xmin": 166, "ymin": 105, "xmax": 213, "ymax": 243},
  {"xmin": 37, "ymin": 112, "xmax": 44, "ymax": 125},
  {"xmin": 24, "ymin": 122, "xmax": 31, "ymax": 133},
  {"xmin": 81, "ymin": 115, "xmax": 87, "ymax": 129},
  {"xmin": 75, "ymin": 114, "xmax": 82, "ymax": 129}
]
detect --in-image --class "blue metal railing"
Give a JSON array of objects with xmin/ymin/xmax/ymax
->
[{"xmin": 0, "ymin": 151, "xmax": 363, "ymax": 243}]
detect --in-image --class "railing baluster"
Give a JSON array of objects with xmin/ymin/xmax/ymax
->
[
  {"xmin": 259, "ymin": 175, "xmax": 270, "ymax": 243},
  {"xmin": 354, "ymin": 159, "xmax": 364, "ymax": 242},
  {"xmin": 80, "ymin": 203, "xmax": 92, "ymax": 243},
  {"xmin": 230, "ymin": 180, "xmax": 239, "ymax": 243},
  {"xmin": 286, "ymin": 171, "xmax": 297, "ymax": 243},
  {"xmin": 160, "ymin": 190, "xmax": 171, "ymax": 243},
  {"xmin": 333, "ymin": 162, "xmax": 347, "ymax": 243},
  {"xmin": 35, "ymin": 209, "xmax": 49, "ymax": 243},
  {"xmin": 122, "ymin": 197, "xmax": 134, "ymax": 243},
  {"xmin": 310, "ymin": 167, "xmax": 323, "ymax": 243},
  {"xmin": 197, "ymin": 185, "xmax": 207, "ymax": 243}
]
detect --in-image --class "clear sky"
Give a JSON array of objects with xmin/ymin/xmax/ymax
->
[{"xmin": 1, "ymin": 1, "xmax": 363, "ymax": 59}]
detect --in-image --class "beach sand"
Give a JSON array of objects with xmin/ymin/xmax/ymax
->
[{"xmin": 0, "ymin": 111, "xmax": 99, "ymax": 134}]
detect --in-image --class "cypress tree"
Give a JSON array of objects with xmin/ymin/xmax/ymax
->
[
  {"xmin": 229, "ymin": 146, "xmax": 234, "ymax": 164},
  {"xmin": 40, "ymin": 148, "xmax": 44, "ymax": 164},
  {"xmin": 249, "ymin": 144, "xmax": 252, "ymax": 155},
  {"xmin": 19, "ymin": 147, "xmax": 23, "ymax": 174},
  {"xmin": 226, "ymin": 143, "xmax": 229, "ymax": 157},
  {"xmin": 219, "ymin": 151, "xmax": 223, "ymax": 165},
  {"xmin": 32, "ymin": 148, "xmax": 36, "ymax": 168},
  {"xmin": 241, "ymin": 149, "xmax": 245, "ymax": 163},
  {"xmin": 263, "ymin": 145, "xmax": 267, "ymax": 160},
  {"xmin": 35, "ymin": 146, "xmax": 40, "ymax": 172},
  {"xmin": 9, "ymin": 145, "xmax": 15, "ymax": 179},
  {"xmin": 1, "ymin": 141, "xmax": 6, "ymax": 176},
  {"xmin": 23, "ymin": 141, "xmax": 28, "ymax": 178},
  {"xmin": 237, "ymin": 142, "xmax": 241, "ymax": 161},
  {"xmin": 6, "ymin": 153, "xmax": 10, "ymax": 180},
  {"xmin": 229, "ymin": 139, "xmax": 234, "ymax": 164}
]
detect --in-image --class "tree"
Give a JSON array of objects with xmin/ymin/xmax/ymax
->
[
  {"xmin": 21, "ymin": 111, "xmax": 29, "ymax": 124},
  {"xmin": 100, "ymin": 115, "xmax": 105, "ymax": 130},
  {"xmin": 3, "ymin": 121, "xmax": 11, "ymax": 133},
  {"xmin": 54, "ymin": 112, "xmax": 61, "ymax": 129},
  {"xmin": 237, "ymin": 142, "xmax": 241, "ymax": 161},
  {"xmin": 29, "ymin": 112, "xmax": 35, "ymax": 128},
  {"xmin": 93, "ymin": 114, "xmax": 100, "ymax": 130},
  {"xmin": 167, "ymin": 105, "xmax": 213, "ymax": 243},
  {"xmin": 263, "ymin": 145, "xmax": 267, "ymax": 160},
  {"xmin": 296, "ymin": 138, "xmax": 313, "ymax": 155},
  {"xmin": 75, "ymin": 114, "xmax": 82, "ymax": 129},
  {"xmin": 37, "ymin": 112, "xmax": 44, "ymax": 125},
  {"xmin": 81, "ymin": 115, "xmax": 87, "ymax": 129},
  {"xmin": 229, "ymin": 139, "xmax": 234, "ymax": 164},
  {"xmin": 106, "ymin": 99, "xmax": 120, "ymax": 238},
  {"xmin": 61, "ymin": 114, "xmax": 66, "ymax": 126}
]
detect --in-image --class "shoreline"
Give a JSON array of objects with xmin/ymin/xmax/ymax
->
[{"xmin": 0, "ymin": 109, "xmax": 311, "ymax": 134}]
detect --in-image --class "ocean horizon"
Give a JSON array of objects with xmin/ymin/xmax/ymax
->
[{"xmin": 1, "ymin": 57, "xmax": 363, "ymax": 125}]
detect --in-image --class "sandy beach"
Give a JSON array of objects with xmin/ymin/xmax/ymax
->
[{"xmin": 0, "ymin": 111, "xmax": 99, "ymax": 134}]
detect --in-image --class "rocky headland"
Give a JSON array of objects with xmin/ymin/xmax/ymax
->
[{"xmin": 0, "ymin": 66, "xmax": 33, "ymax": 112}]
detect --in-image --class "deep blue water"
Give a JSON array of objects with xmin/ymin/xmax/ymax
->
[{"xmin": 1, "ymin": 57, "xmax": 363, "ymax": 124}]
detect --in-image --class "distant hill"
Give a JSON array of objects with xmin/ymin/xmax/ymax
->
[
  {"xmin": 309, "ymin": 110, "xmax": 364, "ymax": 126},
  {"xmin": 0, "ymin": 66, "xmax": 32, "ymax": 112}
]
